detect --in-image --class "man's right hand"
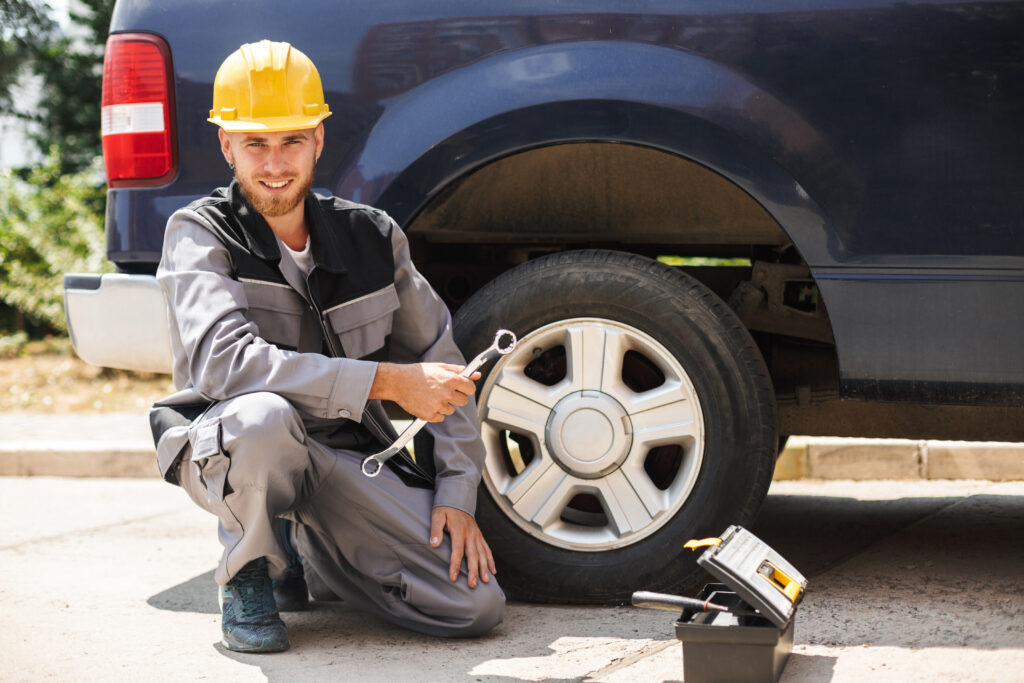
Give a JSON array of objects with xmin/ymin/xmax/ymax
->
[{"xmin": 369, "ymin": 362, "xmax": 481, "ymax": 422}]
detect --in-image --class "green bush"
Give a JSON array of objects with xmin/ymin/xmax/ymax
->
[
  {"xmin": 0, "ymin": 331, "xmax": 29, "ymax": 358},
  {"xmin": 0, "ymin": 149, "xmax": 110, "ymax": 333}
]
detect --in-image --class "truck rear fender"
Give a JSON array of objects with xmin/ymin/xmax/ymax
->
[{"xmin": 336, "ymin": 40, "xmax": 848, "ymax": 270}]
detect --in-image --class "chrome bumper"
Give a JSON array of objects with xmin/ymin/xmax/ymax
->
[{"xmin": 63, "ymin": 273, "xmax": 173, "ymax": 373}]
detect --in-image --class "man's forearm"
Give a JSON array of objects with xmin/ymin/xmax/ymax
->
[{"xmin": 368, "ymin": 362, "xmax": 404, "ymax": 403}]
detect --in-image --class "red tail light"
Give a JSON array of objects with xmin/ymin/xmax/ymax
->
[{"xmin": 101, "ymin": 33, "xmax": 177, "ymax": 186}]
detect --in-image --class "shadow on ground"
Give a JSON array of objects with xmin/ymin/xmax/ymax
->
[
  {"xmin": 148, "ymin": 568, "xmax": 218, "ymax": 614},
  {"xmin": 754, "ymin": 489, "xmax": 1024, "ymax": 652},
  {"xmin": 752, "ymin": 491, "xmax": 963, "ymax": 577}
]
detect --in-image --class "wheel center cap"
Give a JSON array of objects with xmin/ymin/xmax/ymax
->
[
  {"xmin": 561, "ymin": 409, "xmax": 613, "ymax": 462},
  {"xmin": 546, "ymin": 391, "xmax": 632, "ymax": 478}
]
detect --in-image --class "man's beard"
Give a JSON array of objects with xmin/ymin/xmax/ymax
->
[{"xmin": 236, "ymin": 167, "xmax": 314, "ymax": 218}]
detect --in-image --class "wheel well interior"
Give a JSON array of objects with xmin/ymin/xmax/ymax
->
[
  {"xmin": 409, "ymin": 141, "xmax": 788, "ymax": 248},
  {"xmin": 406, "ymin": 141, "xmax": 840, "ymax": 402}
]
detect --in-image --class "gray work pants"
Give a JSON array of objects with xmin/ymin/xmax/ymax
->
[{"xmin": 177, "ymin": 391, "xmax": 505, "ymax": 638}]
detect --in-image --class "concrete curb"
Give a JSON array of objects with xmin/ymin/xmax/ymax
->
[
  {"xmin": 0, "ymin": 444, "xmax": 155, "ymax": 477},
  {"xmin": 774, "ymin": 437, "xmax": 1024, "ymax": 481},
  {"xmin": 0, "ymin": 413, "xmax": 155, "ymax": 478},
  {"xmin": 1, "ymin": 413, "xmax": 1023, "ymax": 480}
]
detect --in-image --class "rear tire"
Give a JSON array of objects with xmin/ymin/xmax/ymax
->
[{"xmin": 453, "ymin": 250, "xmax": 776, "ymax": 603}]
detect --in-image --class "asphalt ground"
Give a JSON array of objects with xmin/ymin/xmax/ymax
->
[{"xmin": 2, "ymin": 475, "xmax": 1021, "ymax": 682}]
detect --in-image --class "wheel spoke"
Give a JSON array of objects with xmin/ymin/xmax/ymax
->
[
  {"xmin": 594, "ymin": 470, "xmax": 655, "ymax": 536},
  {"xmin": 565, "ymin": 324, "xmax": 612, "ymax": 393},
  {"xmin": 618, "ymin": 461, "xmax": 669, "ymax": 517},
  {"xmin": 500, "ymin": 447, "xmax": 556, "ymax": 501},
  {"xmin": 491, "ymin": 365, "xmax": 562, "ymax": 409},
  {"xmin": 627, "ymin": 397, "xmax": 700, "ymax": 450},
  {"xmin": 598, "ymin": 327, "xmax": 632, "ymax": 392},
  {"xmin": 619, "ymin": 378, "xmax": 692, "ymax": 416},
  {"xmin": 509, "ymin": 463, "xmax": 574, "ymax": 529},
  {"xmin": 483, "ymin": 383, "xmax": 550, "ymax": 442}
]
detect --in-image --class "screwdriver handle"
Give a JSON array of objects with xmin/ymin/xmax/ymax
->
[{"xmin": 630, "ymin": 591, "xmax": 730, "ymax": 613}]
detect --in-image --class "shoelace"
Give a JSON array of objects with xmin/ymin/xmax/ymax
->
[{"xmin": 231, "ymin": 563, "xmax": 275, "ymax": 619}]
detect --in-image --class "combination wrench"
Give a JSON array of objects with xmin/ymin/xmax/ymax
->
[{"xmin": 361, "ymin": 329, "xmax": 517, "ymax": 477}]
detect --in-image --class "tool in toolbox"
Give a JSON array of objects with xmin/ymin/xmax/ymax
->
[
  {"xmin": 631, "ymin": 590, "xmax": 759, "ymax": 617},
  {"xmin": 361, "ymin": 328, "xmax": 517, "ymax": 477},
  {"xmin": 631, "ymin": 525, "xmax": 808, "ymax": 683}
]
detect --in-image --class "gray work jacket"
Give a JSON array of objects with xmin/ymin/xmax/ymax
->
[{"xmin": 153, "ymin": 182, "xmax": 486, "ymax": 515}]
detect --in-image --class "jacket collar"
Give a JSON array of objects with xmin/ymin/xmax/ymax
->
[
  {"xmin": 228, "ymin": 180, "xmax": 281, "ymax": 263},
  {"xmin": 304, "ymin": 192, "xmax": 348, "ymax": 274}
]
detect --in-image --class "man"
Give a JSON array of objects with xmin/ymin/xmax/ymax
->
[{"xmin": 151, "ymin": 40, "xmax": 504, "ymax": 653}]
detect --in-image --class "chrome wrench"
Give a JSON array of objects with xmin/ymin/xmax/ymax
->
[{"xmin": 361, "ymin": 329, "xmax": 517, "ymax": 477}]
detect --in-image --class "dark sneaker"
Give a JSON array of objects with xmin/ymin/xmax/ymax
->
[
  {"xmin": 272, "ymin": 518, "xmax": 309, "ymax": 612},
  {"xmin": 220, "ymin": 558, "xmax": 290, "ymax": 653}
]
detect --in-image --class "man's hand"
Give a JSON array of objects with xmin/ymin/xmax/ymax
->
[
  {"xmin": 370, "ymin": 362, "xmax": 480, "ymax": 422},
  {"xmin": 429, "ymin": 506, "xmax": 496, "ymax": 588}
]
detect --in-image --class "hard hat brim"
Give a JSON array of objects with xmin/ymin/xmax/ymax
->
[{"xmin": 208, "ymin": 111, "xmax": 332, "ymax": 133}]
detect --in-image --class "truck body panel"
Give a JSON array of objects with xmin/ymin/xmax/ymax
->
[{"xmin": 79, "ymin": 0, "xmax": 1024, "ymax": 409}]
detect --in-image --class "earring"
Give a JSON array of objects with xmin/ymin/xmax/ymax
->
[{"xmin": 228, "ymin": 162, "xmax": 235, "ymax": 171}]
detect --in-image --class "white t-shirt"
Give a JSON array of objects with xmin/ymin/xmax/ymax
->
[{"xmin": 277, "ymin": 234, "xmax": 313, "ymax": 276}]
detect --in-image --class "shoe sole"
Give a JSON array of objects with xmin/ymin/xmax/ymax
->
[{"xmin": 221, "ymin": 634, "xmax": 290, "ymax": 654}]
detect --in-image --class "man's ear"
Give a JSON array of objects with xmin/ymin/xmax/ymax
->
[
  {"xmin": 218, "ymin": 128, "xmax": 233, "ymax": 166},
  {"xmin": 314, "ymin": 122, "xmax": 325, "ymax": 162}
]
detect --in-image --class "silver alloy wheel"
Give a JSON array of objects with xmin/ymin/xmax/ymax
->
[{"xmin": 478, "ymin": 318, "xmax": 705, "ymax": 551}]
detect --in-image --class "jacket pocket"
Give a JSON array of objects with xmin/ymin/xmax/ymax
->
[
  {"xmin": 189, "ymin": 418, "xmax": 231, "ymax": 504},
  {"xmin": 241, "ymin": 279, "xmax": 305, "ymax": 350},
  {"xmin": 326, "ymin": 283, "xmax": 399, "ymax": 359}
]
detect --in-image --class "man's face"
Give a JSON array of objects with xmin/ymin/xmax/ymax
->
[{"xmin": 219, "ymin": 125, "xmax": 323, "ymax": 219}]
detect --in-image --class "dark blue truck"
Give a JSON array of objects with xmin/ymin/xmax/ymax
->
[{"xmin": 65, "ymin": 1, "xmax": 1024, "ymax": 601}]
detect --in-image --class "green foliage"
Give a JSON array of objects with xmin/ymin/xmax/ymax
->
[
  {"xmin": 0, "ymin": 0, "xmax": 115, "ymax": 336},
  {"xmin": 28, "ymin": 0, "xmax": 115, "ymax": 172},
  {"xmin": 0, "ymin": 149, "xmax": 111, "ymax": 332},
  {"xmin": 0, "ymin": 0, "xmax": 56, "ymax": 117},
  {"xmin": 0, "ymin": 330, "xmax": 29, "ymax": 358},
  {"xmin": 1, "ymin": 0, "xmax": 114, "ymax": 172},
  {"xmin": 658, "ymin": 255, "xmax": 752, "ymax": 267}
]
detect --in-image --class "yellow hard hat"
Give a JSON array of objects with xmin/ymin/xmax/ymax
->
[{"xmin": 208, "ymin": 40, "xmax": 331, "ymax": 132}]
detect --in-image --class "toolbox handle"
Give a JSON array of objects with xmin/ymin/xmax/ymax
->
[{"xmin": 684, "ymin": 537, "xmax": 723, "ymax": 551}]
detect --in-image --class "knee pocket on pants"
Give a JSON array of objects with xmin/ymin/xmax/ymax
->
[
  {"xmin": 189, "ymin": 417, "xmax": 232, "ymax": 504},
  {"xmin": 400, "ymin": 570, "xmax": 505, "ymax": 636},
  {"xmin": 388, "ymin": 542, "xmax": 505, "ymax": 628}
]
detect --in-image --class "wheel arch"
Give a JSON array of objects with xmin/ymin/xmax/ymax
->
[
  {"xmin": 331, "ymin": 40, "xmax": 849, "ymax": 269},
  {"xmin": 387, "ymin": 98, "xmax": 838, "ymax": 266}
]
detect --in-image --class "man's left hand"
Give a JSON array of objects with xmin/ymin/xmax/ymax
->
[{"xmin": 429, "ymin": 506, "xmax": 496, "ymax": 589}]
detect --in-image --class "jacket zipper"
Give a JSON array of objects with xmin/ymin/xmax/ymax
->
[
  {"xmin": 306, "ymin": 269, "xmax": 432, "ymax": 482},
  {"xmin": 306, "ymin": 271, "xmax": 403, "ymax": 450},
  {"xmin": 306, "ymin": 269, "xmax": 344, "ymax": 358}
]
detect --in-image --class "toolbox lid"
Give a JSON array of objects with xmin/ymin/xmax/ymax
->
[{"xmin": 686, "ymin": 525, "xmax": 807, "ymax": 629}]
